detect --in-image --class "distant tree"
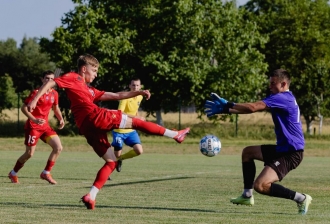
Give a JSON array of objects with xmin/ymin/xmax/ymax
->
[
  {"xmin": 40, "ymin": 0, "xmax": 267, "ymax": 124},
  {"xmin": 0, "ymin": 74, "xmax": 21, "ymax": 116},
  {"xmin": 0, "ymin": 37, "xmax": 56, "ymax": 94},
  {"xmin": 0, "ymin": 37, "xmax": 58, "ymax": 118},
  {"xmin": 244, "ymin": 0, "xmax": 330, "ymax": 134},
  {"xmin": 0, "ymin": 38, "xmax": 19, "ymax": 79}
]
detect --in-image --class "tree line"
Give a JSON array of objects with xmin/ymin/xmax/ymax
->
[{"xmin": 1, "ymin": 0, "xmax": 330, "ymax": 134}]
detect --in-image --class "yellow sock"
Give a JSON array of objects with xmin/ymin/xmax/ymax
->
[{"xmin": 120, "ymin": 150, "xmax": 139, "ymax": 160}]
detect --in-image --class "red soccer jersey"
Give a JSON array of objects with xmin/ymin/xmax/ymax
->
[
  {"xmin": 24, "ymin": 88, "xmax": 59, "ymax": 129},
  {"xmin": 54, "ymin": 72, "xmax": 105, "ymax": 128}
]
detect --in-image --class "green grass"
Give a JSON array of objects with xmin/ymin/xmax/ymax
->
[{"xmin": 1, "ymin": 137, "xmax": 330, "ymax": 223}]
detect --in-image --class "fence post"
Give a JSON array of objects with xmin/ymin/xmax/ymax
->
[
  {"xmin": 17, "ymin": 92, "xmax": 20, "ymax": 135},
  {"xmin": 178, "ymin": 95, "xmax": 181, "ymax": 130},
  {"xmin": 235, "ymin": 114, "xmax": 238, "ymax": 137},
  {"xmin": 235, "ymin": 97, "xmax": 238, "ymax": 137}
]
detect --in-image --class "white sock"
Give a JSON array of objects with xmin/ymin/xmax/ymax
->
[
  {"xmin": 43, "ymin": 170, "xmax": 50, "ymax": 174},
  {"xmin": 89, "ymin": 186, "xmax": 99, "ymax": 200},
  {"xmin": 294, "ymin": 192, "xmax": 306, "ymax": 203},
  {"xmin": 163, "ymin": 129, "xmax": 178, "ymax": 138},
  {"xmin": 10, "ymin": 170, "xmax": 17, "ymax": 176},
  {"xmin": 243, "ymin": 189, "xmax": 253, "ymax": 197}
]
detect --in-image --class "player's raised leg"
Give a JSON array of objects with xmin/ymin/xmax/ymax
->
[{"xmin": 126, "ymin": 116, "xmax": 190, "ymax": 143}]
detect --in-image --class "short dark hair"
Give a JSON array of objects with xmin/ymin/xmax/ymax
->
[
  {"xmin": 42, "ymin": 70, "xmax": 54, "ymax": 78},
  {"xmin": 131, "ymin": 77, "xmax": 140, "ymax": 82},
  {"xmin": 271, "ymin": 69, "xmax": 291, "ymax": 85}
]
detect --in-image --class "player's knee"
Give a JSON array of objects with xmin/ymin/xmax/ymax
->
[
  {"xmin": 25, "ymin": 151, "xmax": 34, "ymax": 158},
  {"xmin": 253, "ymin": 181, "xmax": 270, "ymax": 195},
  {"xmin": 134, "ymin": 146, "xmax": 143, "ymax": 155},
  {"xmin": 53, "ymin": 145, "xmax": 63, "ymax": 154},
  {"xmin": 242, "ymin": 146, "xmax": 256, "ymax": 161}
]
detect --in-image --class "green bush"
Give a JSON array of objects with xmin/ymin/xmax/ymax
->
[{"xmin": 0, "ymin": 120, "xmax": 25, "ymax": 137}]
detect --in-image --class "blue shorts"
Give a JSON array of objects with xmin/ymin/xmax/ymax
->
[{"xmin": 111, "ymin": 130, "xmax": 141, "ymax": 151}]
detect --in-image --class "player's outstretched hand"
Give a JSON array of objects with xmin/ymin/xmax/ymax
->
[
  {"xmin": 204, "ymin": 93, "xmax": 234, "ymax": 117},
  {"xmin": 204, "ymin": 100, "xmax": 225, "ymax": 117},
  {"xmin": 210, "ymin": 93, "xmax": 228, "ymax": 106},
  {"xmin": 140, "ymin": 90, "xmax": 150, "ymax": 100}
]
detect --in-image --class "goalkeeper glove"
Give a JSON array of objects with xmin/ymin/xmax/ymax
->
[
  {"xmin": 204, "ymin": 100, "xmax": 225, "ymax": 117},
  {"xmin": 204, "ymin": 93, "xmax": 235, "ymax": 117}
]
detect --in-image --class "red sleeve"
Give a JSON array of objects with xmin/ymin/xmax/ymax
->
[
  {"xmin": 24, "ymin": 89, "xmax": 38, "ymax": 105},
  {"xmin": 54, "ymin": 72, "xmax": 77, "ymax": 89},
  {"xmin": 89, "ymin": 86, "xmax": 105, "ymax": 102}
]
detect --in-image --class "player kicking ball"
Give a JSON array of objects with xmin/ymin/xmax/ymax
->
[{"xmin": 27, "ymin": 54, "xmax": 190, "ymax": 210}]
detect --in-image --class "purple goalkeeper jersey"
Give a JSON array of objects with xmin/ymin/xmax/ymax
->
[{"xmin": 262, "ymin": 91, "xmax": 305, "ymax": 152}]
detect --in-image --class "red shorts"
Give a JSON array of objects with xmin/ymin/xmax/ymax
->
[
  {"xmin": 79, "ymin": 109, "xmax": 122, "ymax": 157},
  {"xmin": 24, "ymin": 125, "xmax": 57, "ymax": 146}
]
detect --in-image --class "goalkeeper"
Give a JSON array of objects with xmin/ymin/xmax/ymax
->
[{"xmin": 204, "ymin": 69, "xmax": 312, "ymax": 215}]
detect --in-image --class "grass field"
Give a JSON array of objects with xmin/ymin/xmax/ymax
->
[{"xmin": 1, "ymin": 136, "xmax": 330, "ymax": 224}]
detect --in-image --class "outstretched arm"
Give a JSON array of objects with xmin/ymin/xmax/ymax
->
[
  {"xmin": 204, "ymin": 93, "xmax": 268, "ymax": 117},
  {"xmin": 99, "ymin": 90, "xmax": 150, "ymax": 101},
  {"xmin": 27, "ymin": 80, "xmax": 57, "ymax": 112},
  {"xmin": 230, "ymin": 101, "xmax": 267, "ymax": 114}
]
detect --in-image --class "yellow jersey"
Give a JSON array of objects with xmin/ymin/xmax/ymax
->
[{"xmin": 114, "ymin": 95, "xmax": 143, "ymax": 133}]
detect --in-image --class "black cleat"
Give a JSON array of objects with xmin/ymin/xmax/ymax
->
[{"xmin": 116, "ymin": 160, "xmax": 122, "ymax": 172}]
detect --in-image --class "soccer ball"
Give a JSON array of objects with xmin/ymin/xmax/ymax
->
[{"xmin": 199, "ymin": 135, "xmax": 221, "ymax": 157}]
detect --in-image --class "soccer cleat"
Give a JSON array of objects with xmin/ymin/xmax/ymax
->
[
  {"xmin": 173, "ymin": 127, "xmax": 190, "ymax": 143},
  {"xmin": 116, "ymin": 160, "xmax": 122, "ymax": 172},
  {"xmin": 230, "ymin": 195, "xmax": 254, "ymax": 206},
  {"xmin": 81, "ymin": 193, "xmax": 96, "ymax": 210},
  {"xmin": 40, "ymin": 172, "xmax": 57, "ymax": 184},
  {"xmin": 8, "ymin": 172, "xmax": 19, "ymax": 184},
  {"xmin": 297, "ymin": 194, "xmax": 312, "ymax": 215}
]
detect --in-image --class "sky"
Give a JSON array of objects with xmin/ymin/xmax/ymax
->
[
  {"xmin": 0, "ymin": 0, "xmax": 76, "ymax": 44},
  {"xmin": 0, "ymin": 0, "xmax": 248, "ymax": 45}
]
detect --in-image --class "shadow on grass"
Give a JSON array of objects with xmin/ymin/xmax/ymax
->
[
  {"xmin": 0, "ymin": 175, "xmax": 194, "ymax": 185},
  {"xmin": 101, "ymin": 176, "xmax": 194, "ymax": 188},
  {"xmin": 0, "ymin": 201, "xmax": 296, "ymax": 215}
]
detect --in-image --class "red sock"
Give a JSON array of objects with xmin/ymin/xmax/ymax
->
[
  {"xmin": 44, "ymin": 160, "xmax": 55, "ymax": 172},
  {"xmin": 13, "ymin": 160, "xmax": 24, "ymax": 173},
  {"xmin": 93, "ymin": 161, "xmax": 117, "ymax": 189},
  {"xmin": 132, "ymin": 118, "xmax": 165, "ymax": 135}
]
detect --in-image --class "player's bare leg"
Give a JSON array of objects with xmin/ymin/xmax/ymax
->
[
  {"xmin": 8, "ymin": 146, "xmax": 36, "ymax": 183},
  {"xmin": 40, "ymin": 135, "xmax": 63, "ymax": 184}
]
